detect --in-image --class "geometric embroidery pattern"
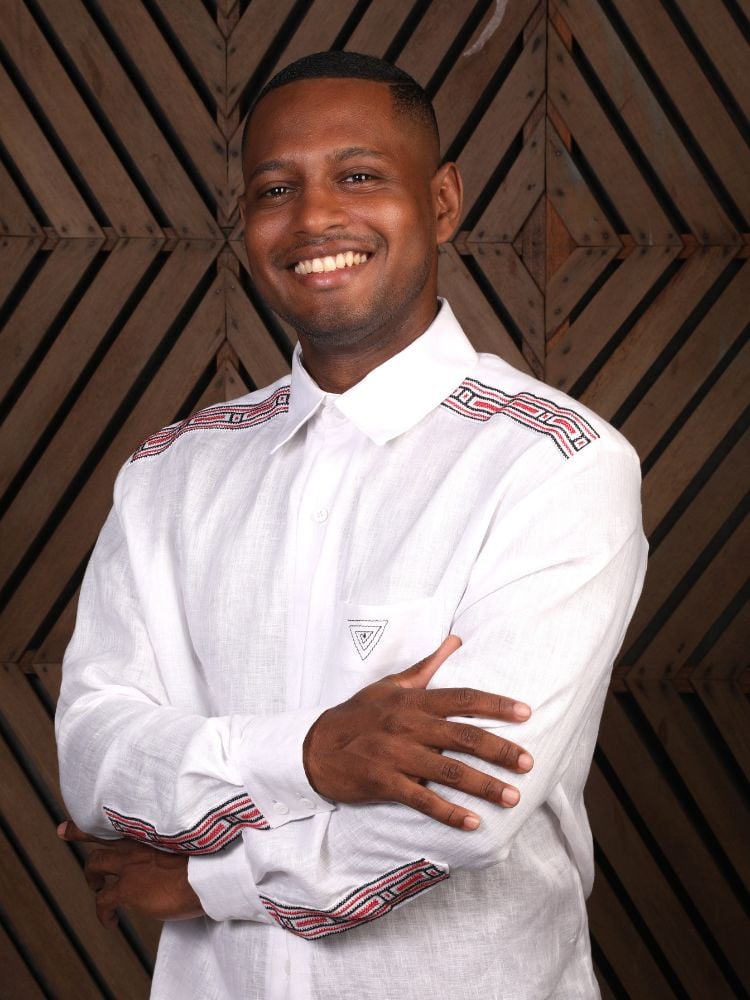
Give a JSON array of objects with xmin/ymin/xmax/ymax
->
[
  {"xmin": 130, "ymin": 385, "xmax": 291, "ymax": 462},
  {"xmin": 260, "ymin": 858, "xmax": 448, "ymax": 939},
  {"xmin": 348, "ymin": 619, "xmax": 388, "ymax": 660},
  {"xmin": 442, "ymin": 377, "xmax": 599, "ymax": 459},
  {"xmin": 103, "ymin": 792, "xmax": 270, "ymax": 854}
]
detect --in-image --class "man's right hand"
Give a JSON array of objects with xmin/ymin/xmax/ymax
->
[{"xmin": 302, "ymin": 635, "xmax": 533, "ymax": 830}]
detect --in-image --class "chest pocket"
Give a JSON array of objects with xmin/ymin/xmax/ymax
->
[{"xmin": 319, "ymin": 596, "xmax": 445, "ymax": 705}]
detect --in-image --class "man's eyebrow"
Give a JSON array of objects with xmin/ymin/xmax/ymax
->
[
  {"xmin": 247, "ymin": 158, "xmax": 294, "ymax": 183},
  {"xmin": 331, "ymin": 147, "xmax": 389, "ymax": 162}
]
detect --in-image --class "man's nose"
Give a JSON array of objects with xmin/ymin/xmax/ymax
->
[{"xmin": 291, "ymin": 182, "xmax": 350, "ymax": 235}]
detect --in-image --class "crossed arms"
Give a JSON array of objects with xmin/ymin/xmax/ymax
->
[{"xmin": 56, "ymin": 437, "xmax": 647, "ymax": 933}]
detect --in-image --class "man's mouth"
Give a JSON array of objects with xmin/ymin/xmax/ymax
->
[{"xmin": 293, "ymin": 251, "xmax": 370, "ymax": 275}]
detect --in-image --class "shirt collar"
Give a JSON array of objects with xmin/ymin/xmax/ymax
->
[{"xmin": 269, "ymin": 299, "xmax": 477, "ymax": 453}]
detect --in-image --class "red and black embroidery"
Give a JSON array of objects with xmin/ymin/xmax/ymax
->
[
  {"xmin": 130, "ymin": 385, "xmax": 290, "ymax": 462},
  {"xmin": 260, "ymin": 858, "xmax": 448, "ymax": 939},
  {"xmin": 104, "ymin": 792, "xmax": 269, "ymax": 854},
  {"xmin": 442, "ymin": 377, "xmax": 599, "ymax": 459}
]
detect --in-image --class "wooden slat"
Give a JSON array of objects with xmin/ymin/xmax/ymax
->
[
  {"xmin": 153, "ymin": 0, "xmax": 226, "ymax": 105},
  {"xmin": 0, "ymin": 234, "xmax": 43, "ymax": 313},
  {"xmin": 588, "ymin": 863, "xmax": 675, "ymax": 998},
  {"xmin": 546, "ymin": 120, "xmax": 620, "ymax": 248},
  {"xmin": 0, "ymin": 62, "xmax": 100, "ymax": 238},
  {"xmin": 456, "ymin": 19, "xmax": 546, "ymax": 228},
  {"xmin": 0, "ymin": 240, "xmax": 219, "ymax": 602},
  {"xmin": 467, "ymin": 113, "xmax": 545, "ymax": 243},
  {"xmin": 636, "ymin": 513, "xmax": 749, "ymax": 677},
  {"xmin": 624, "ymin": 427, "xmax": 749, "ymax": 643},
  {"xmin": 587, "ymin": 762, "xmax": 729, "ymax": 996},
  {"xmin": 580, "ymin": 246, "xmax": 733, "ymax": 422},
  {"xmin": 344, "ymin": 0, "xmax": 413, "ymax": 57},
  {"xmin": 437, "ymin": 243, "xmax": 531, "ymax": 372},
  {"xmin": 559, "ymin": 0, "xmax": 740, "ymax": 245},
  {"xmin": 96, "ymin": 0, "xmax": 230, "ymax": 216},
  {"xmin": 620, "ymin": 262, "xmax": 749, "ymax": 459},
  {"xmin": 0, "ymin": 737, "xmax": 151, "ymax": 998},
  {"xmin": 626, "ymin": 681, "xmax": 750, "ymax": 888},
  {"xmin": 641, "ymin": 338, "xmax": 749, "ymax": 534},
  {"xmin": 39, "ymin": 0, "xmax": 221, "ymax": 239},
  {"xmin": 547, "ymin": 25, "xmax": 677, "ymax": 246},
  {"xmin": 224, "ymin": 274, "xmax": 290, "ymax": 387},
  {"xmin": 0, "ymin": 827, "xmax": 101, "ymax": 999},
  {"xmin": 0, "ymin": 237, "xmax": 163, "ymax": 497},
  {"xmin": 432, "ymin": 0, "xmax": 540, "ymax": 152},
  {"xmin": 469, "ymin": 244, "xmax": 545, "ymax": 370},
  {"xmin": 225, "ymin": 0, "xmax": 297, "ymax": 112},
  {"xmin": 599, "ymin": 695, "xmax": 750, "ymax": 981},
  {"xmin": 0, "ymin": 663, "xmax": 62, "ymax": 808},
  {"xmin": 545, "ymin": 245, "xmax": 618, "ymax": 333},
  {"xmin": 0, "ymin": 157, "xmax": 40, "ymax": 237},
  {"xmin": 0, "ymin": 238, "xmax": 102, "ymax": 402},
  {"xmin": 0, "ymin": 0, "xmax": 159, "ymax": 237},
  {"xmin": 693, "ymin": 675, "xmax": 750, "ymax": 782},
  {"xmin": 613, "ymin": 0, "xmax": 750, "ymax": 224},
  {"xmin": 0, "ymin": 921, "xmax": 45, "ymax": 999},
  {"xmin": 676, "ymin": 0, "xmax": 750, "ymax": 123},
  {"xmin": 546, "ymin": 244, "xmax": 680, "ymax": 392},
  {"xmin": 0, "ymin": 269, "xmax": 225, "ymax": 659}
]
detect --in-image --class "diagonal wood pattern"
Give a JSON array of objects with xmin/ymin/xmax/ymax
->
[{"xmin": 0, "ymin": 1, "xmax": 747, "ymax": 996}]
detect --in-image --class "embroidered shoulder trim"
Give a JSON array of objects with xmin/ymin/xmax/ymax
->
[
  {"xmin": 260, "ymin": 858, "xmax": 448, "ymax": 939},
  {"xmin": 103, "ymin": 792, "xmax": 270, "ymax": 854},
  {"xmin": 441, "ymin": 377, "xmax": 599, "ymax": 459},
  {"xmin": 130, "ymin": 385, "xmax": 290, "ymax": 462}
]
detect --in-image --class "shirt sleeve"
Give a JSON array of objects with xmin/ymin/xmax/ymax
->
[
  {"xmin": 55, "ymin": 488, "xmax": 334, "ymax": 881},
  {"xmin": 186, "ymin": 434, "xmax": 648, "ymax": 933}
]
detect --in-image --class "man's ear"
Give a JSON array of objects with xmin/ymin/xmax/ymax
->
[{"xmin": 432, "ymin": 163, "xmax": 463, "ymax": 245}]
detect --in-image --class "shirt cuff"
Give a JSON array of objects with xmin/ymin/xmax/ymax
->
[
  {"xmin": 187, "ymin": 843, "xmax": 273, "ymax": 923},
  {"xmin": 235, "ymin": 707, "xmax": 335, "ymax": 829}
]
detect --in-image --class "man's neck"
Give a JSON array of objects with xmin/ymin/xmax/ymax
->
[{"xmin": 297, "ymin": 300, "xmax": 440, "ymax": 394}]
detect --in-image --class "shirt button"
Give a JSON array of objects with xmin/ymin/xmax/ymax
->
[
  {"xmin": 311, "ymin": 508, "xmax": 328, "ymax": 523},
  {"xmin": 272, "ymin": 801, "xmax": 289, "ymax": 815},
  {"xmin": 298, "ymin": 797, "xmax": 314, "ymax": 810}
]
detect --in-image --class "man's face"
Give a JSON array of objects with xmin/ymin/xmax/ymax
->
[{"xmin": 240, "ymin": 78, "xmax": 454, "ymax": 352}]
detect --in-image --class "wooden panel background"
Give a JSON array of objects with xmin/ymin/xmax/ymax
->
[{"xmin": 0, "ymin": 1, "xmax": 747, "ymax": 996}]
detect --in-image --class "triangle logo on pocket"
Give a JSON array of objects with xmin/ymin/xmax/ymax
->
[{"xmin": 348, "ymin": 619, "xmax": 388, "ymax": 660}]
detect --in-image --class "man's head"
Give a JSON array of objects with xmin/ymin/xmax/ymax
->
[{"xmin": 239, "ymin": 52, "xmax": 462, "ymax": 370}]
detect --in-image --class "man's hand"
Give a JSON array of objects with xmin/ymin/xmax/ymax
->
[
  {"xmin": 57, "ymin": 821, "xmax": 204, "ymax": 928},
  {"xmin": 303, "ymin": 635, "xmax": 534, "ymax": 831}
]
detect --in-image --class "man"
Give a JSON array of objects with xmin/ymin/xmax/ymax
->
[{"xmin": 56, "ymin": 52, "xmax": 647, "ymax": 999}]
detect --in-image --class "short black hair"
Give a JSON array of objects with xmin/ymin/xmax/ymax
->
[{"xmin": 241, "ymin": 51, "xmax": 439, "ymax": 163}]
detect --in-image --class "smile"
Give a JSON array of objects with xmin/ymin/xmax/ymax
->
[{"xmin": 293, "ymin": 252, "xmax": 370, "ymax": 275}]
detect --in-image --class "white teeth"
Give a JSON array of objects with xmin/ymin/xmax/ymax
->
[{"xmin": 294, "ymin": 252, "xmax": 369, "ymax": 275}]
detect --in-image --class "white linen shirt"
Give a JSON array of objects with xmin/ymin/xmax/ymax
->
[{"xmin": 57, "ymin": 300, "xmax": 647, "ymax": 1000}]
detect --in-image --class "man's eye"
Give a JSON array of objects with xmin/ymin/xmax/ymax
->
[
  {"xmin": 261, "ymin": 185, "xmax": 290, "ymax": 199},
  {"xmin": 344, "ymin": 173, "xmax": 374, "ymax": 184}
]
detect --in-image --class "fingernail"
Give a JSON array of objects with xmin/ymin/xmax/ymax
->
[
  {"xmin": 514, "ymin": 702, "xmax": 531, "ymax": 720},
  {"xmin": 463, "ymin": 814, "xmax": 480, "ymax": 830},
  {"xmin": 517, "ymin": 752, "xmax": 534, "ymax": 771},
  {"xmin": 502, "ymin": 787, "xmax": 520, "ymax": 806},
  {"xmin": 56, "ymin": 822, "xmax": 68, "ymax": 838}
]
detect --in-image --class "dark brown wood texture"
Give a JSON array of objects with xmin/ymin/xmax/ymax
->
[{"xmin": 0, "ymin": 1, "xmax": 747, "ymax": 996}]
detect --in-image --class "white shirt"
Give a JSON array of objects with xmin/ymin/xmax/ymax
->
[{"xmin": 57, "ymin": 300, "xmax": 647, "ymax": 1000}]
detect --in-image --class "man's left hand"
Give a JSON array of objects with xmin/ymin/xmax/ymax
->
[{"xmin": 57, "ymin": 821, "xmax": 204, "ymax": 928}]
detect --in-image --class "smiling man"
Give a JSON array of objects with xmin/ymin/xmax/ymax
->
[{"xmin": 56, "ymin": 53, "xmax": 647, "ymax": 1000}]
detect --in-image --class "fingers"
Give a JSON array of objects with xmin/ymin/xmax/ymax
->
[
  {"xmin": 414, "ymin": 687, "xmax": 532, "ymax": 723},
  {"xmin": 385, "ymin": 774, "xmax": 482, "ymax": 831},
  {"xmin": 391, "ymin": 634, "xmax": 462, "ymax": 689},
  {"xmin": 56, "ymin": 821, "xmax": 115, "ymax": 846},
  {"xmin": 94, "ymin": 883, "xmax": 120, "ymax": 929},
  {"xmin": 411, "ymin": 750, "xmax": 522, "ymax": 808},
  {"xmin": 413, "ymin": 718, "xmax": 533, "ymax": 773}
]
